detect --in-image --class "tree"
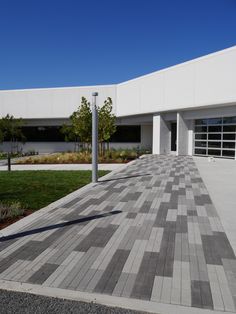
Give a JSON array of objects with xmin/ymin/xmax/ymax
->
[
  {"xmin": 98, "ymin": 97, "xmax": 116, "ymax": 155},
  {"xmin": 0, "ymin": 128, "xmax": 4, "ymax": 143},
  {"xmin": 61, "ymin": 97, "xmax": 92, "ymax": 151},
  {"xmin": 61, "ymin": 119, "xmax": 79, "ymax": 151},
  {"xmin": 0, "ymin": 114, "xmax": 25, "ymax": 153},
  {"xmin": 61, "ymin": 96, "xmax": 116, "ymax": 154}
]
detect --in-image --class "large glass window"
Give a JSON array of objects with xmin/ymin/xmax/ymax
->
[
  {"xmin": 194, "ymin": 116, "xmax": 236, "ymax": 159},
  {"xmin": 195, "ymin": 126, "xmax": 207, "ymax": 133},
  {"xmin": 22, "ymin": 126, "xmax": 65, "ymax": 142},
  {"xmin": 110, "ymin": 126, "xmax": 141, "ymax": 143},
  {"xmin": 194, "ymin": 148, "xmax": 206, "ymax": 155},
  {"xmin": 195, "ymin": 133, "xmax": 207, "ymax": 140},
  {"xmin": 21, "ymin": 125, "xmax": 141, "ymax": 143},
  {"xmin": 195, "ymin": 141, "xmax": 207, "ymax": 148},
  {"xmin": 208, "ymin": 133, "xmax": 221, "ymax": 140}
]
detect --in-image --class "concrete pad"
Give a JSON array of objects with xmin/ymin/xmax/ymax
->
[{"xmin": 194, "ymin": 157, "xmax": 236, "ymax": 254}]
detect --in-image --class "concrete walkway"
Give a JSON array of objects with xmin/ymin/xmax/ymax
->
[
  {"xmin": 0, "ymin": 155, "xmax": 236, "ymax": 314},
  {"xmin": 0, "ymin": 163, "xmax": 125, "ymax": 171},
  {"xmin": 194, "ymin": 157, "xmax": 236, "ymax": 255}
]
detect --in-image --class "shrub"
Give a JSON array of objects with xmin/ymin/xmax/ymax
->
[
  {"xmin": 17, "ymin": 148, "xmax": 150, "ymax": 164},
  {"xmin": 0, "ymin": 202, "xmax": 25, "ymax": 222}
]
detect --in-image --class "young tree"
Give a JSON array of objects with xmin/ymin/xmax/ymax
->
[
  {"xmin": 60, "ymin": 122, "xmax": 79, "ymax": 152},
  {"xmin": 61, "ymin": 96, "xmax": 116, "ymax": 155},
  {"xmin": 0, "ymin": 128, "xmax": 4, "ymax": 143},
  {"xmin": 98, "ymin": 97, "xmax": 116, "ymax": 155},
  {"xmin": 61, "ymin": 97, "xmax": 92, "ymax": 151},
  {"xmin": 0, "ymin": 114, "xmax": 25, "ymax": 154}
]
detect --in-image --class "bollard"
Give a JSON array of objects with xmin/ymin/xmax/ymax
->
[
  {"xmin": 92, "ymin": 92, "xmax": 98, "ymax": 183},
  {"xmin": 7, "ymin": 154, "xmax": 11, "ymax": 171}
]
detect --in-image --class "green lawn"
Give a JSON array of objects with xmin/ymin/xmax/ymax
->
[{"xmin": 0, "ymin": 170, "xmax": 109, "ymax": 210}]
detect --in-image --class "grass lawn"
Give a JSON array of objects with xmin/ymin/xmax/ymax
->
[{"xmin": 0, "ymin": 170, "xmax": 109, "ymax": 211}]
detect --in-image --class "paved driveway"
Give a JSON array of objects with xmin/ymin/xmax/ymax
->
[{"xmin": 0, "ymin": 155, "xmax": 236, "ymax": 313}]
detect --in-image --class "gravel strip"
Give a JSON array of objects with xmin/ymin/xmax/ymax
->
[{"xmin": 0, "ymin": 289, "xmax": 148, "ymax": 314}]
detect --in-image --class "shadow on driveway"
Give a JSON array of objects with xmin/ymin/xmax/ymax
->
[
  {"xmin": 98, "ymin": 173, "xmax": 151, "ymax": 183},
  {"xmin": 0, "ymin": 210, "xmax": 122, "ymax": 242}
]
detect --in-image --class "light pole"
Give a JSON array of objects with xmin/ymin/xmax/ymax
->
[{"xmin": 92, "ymin": 92, "xmax": 98, "ymax": 183}]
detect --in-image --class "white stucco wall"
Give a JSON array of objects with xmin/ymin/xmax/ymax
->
[
  {"xmin": 116, "ymin": 46, "xmax": 236, "ymax": 116},
  {"xmin": 0, "ymin": 85, "xmax": 117, "ymax": 119},
  {"xmin": 0, "ymin": 45, "xmax": 236, "ymax": 119}
]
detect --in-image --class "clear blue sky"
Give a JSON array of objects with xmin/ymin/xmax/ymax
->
[{"xmin": 0, "ymin": 0, "xmax": 235, "ymax": 90}]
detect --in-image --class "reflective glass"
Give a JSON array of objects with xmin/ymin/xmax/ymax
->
[
  {"xmin": 222, "ymin": 150, "xmax": 235, "ymax": 157},
  {"xmin": 208, "ymin": 149, "xmax": 221, "ymax": 156},
  {"xmin": 195, "ymin": 126, "xmax": 207, "ymax": 133},
  {"xmin": 195, "ymin": 141, "xmax": 207, "ymax": 148},
  {"xmin": 223, "ymin": 125, "xmax": 236, "ymax": 132},
  {"xmin": 194, "ymin": 148, "xmax": 206, "ymax": 155},
  {"xmin": 223, "ymin": 142, "xmax": 235, "ymax": 149},
  {"xmin": 207, "ymin": 118, "xmax": 222, "ymax": 125},
  {"xmin": 195, "ymin": 133, "xmax": 207, "ymax": 140},
  {"xmin": 223, "ymin": 133, "xmax": 235, "ymax": 140},
  {"xmin": 208, "ymin": 126, "xmax": 222, "ymax": 132},
  {"xmin": 208, "ymin": 142, "xmax": 221, "ymax": 148},
  {"xmin": 195, "ymin": 119, "xmax": 208, "ymax": 125},
  {"xmin": 223, "ymin": 117, "xmax": 236, "ymax": 124},
  {"xmin": 208, "ymin": 133, "xmax": 221, "ymax": 140}
]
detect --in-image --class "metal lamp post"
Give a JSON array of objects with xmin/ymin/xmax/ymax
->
[{"xmin": 92, "ymin": 92, "xmax": 98, "ymax": 183}]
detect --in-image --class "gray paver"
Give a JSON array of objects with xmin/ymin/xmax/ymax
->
[{"xmin": 1, "ymin": 155, "xmax": 236, "ymax": 312}]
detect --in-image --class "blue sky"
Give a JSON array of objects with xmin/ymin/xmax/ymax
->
[{"xmin": 0, "ymin": 0, "xmax": 236, "ymax": 90}]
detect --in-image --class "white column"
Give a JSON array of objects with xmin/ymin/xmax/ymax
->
[
  {"xmin": 152, "ymin": 114, "xmax": 170, "ymax": 154},
  {"xmin": 177, "ymin": 112, "xmax": 189, "ymax": 156},
  {"xmin": 188, "ymin": 120, "xmax": 194, "ymax": 156},
  {"xmin": 153, "ymin": 115, "xmax": 160, "ymax": 154}
]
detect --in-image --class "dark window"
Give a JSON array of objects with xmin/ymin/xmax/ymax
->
[
  {"xmin": 223, "ymin": 125, "xmax": 236, "ymax": 132},
  {"xmin": 207, "ymin": 118, "xmax": 222, "ymax": 125},
  {"xmin": 195, "ymin": 126, "xmax": 207, "ymax": 133},
  {"xmin": 195, "ymin": 119, "xmax": 208, "ymax": 125},
  {"xmin": 223, "ymin": 117, "xmax": 236, "ymax": 124},
  {"xmin": 110, "ymin": 125, "xmax": 141, "ymax": 143},
  {"xmin": 208, "ymin": 126, "xmax": 222, "ymax": 132},
  {"xmin": 194, "ymin": 148, "xmax": 206, "ymax": 155},
  {"xmin": 223, "ymin": 133, "xmax": 235, "ymax": 140},
  {"xmin": 208, "ymin": 141, "xmax": 221, "ymax": 148},
  {"xmin": 208, "ymin": 149, "xmax": 221, "ymax": 156},
  {"xmin": 222, "ymin": 150, "xmax": 235, "ymax": 157},
  {"xmin": 223, "ymin": 142, "xmax": 235, "ymax": 149},
  {"xmin": 195, "ymin": 141, "xmax": 207, "ymax": 148},
  {"xmin": 22, "ymin": 126, "xmax": 65, "ymax": 142},
  {"xmin": 208, "ymin": 133, "xmax": 221, "ymax": 140},
  {"xmin": 195, "ymin": 133, "xmax": 207, "ymax": 140}
]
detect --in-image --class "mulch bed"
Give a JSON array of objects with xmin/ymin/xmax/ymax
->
[{"xmin": 0, "ymin": 210, "xmax": 34, "ymax": 230}]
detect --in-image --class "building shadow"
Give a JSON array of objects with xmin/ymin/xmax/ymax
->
[{"xmin": 0, "ymin": 210, "xmax": 122, "ymax": 242}]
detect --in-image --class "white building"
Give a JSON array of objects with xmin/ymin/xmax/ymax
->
[{"xmin": 0, "ymin": 45, "xmax": 236, "ymax": 159}]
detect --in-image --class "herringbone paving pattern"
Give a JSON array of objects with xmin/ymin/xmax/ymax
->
[{"xmin": 0, "ymin": 155, "xmax": 236, "ymax": 311}]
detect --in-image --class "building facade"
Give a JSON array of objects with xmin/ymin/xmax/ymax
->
[{"xmin": 0, "ymin": 45, "xmax": 236, "ymax": 159}]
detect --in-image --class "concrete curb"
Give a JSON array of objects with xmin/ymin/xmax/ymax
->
[{"xmin": 0, "ymin": 280, "xmax": 228, "ymax": 314}]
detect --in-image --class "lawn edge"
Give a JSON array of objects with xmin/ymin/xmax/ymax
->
[{"xmin": 0, "ymin": 161, "xmax": 133, "ymax": 237}]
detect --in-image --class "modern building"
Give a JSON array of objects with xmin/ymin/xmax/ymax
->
[{"xmin": 0, "ymin": 45, "xmax": 236, "ymax": 159}]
